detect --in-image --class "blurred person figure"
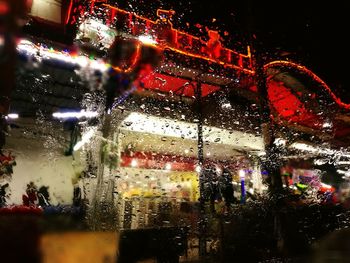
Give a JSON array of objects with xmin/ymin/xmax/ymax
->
[
  {"xmin": 0, "ymin": 114, "xmax": 8, "ymax": 151},
  {"xmin": 0, "ymin": 183, "xmax": 9, "ymax": 207},
  {"xmin": 37, "ymin": 185, "xmax": 50, "ymax": 207},
  {"xmin": 221, "ymin": 167, "xmax": 235, "ymax": 212},
  {"xmin": 202, "ymin": 163, "xmax": 220, "ymax": 213},
  {"xmin": 22, "ymin": 181, "xmax": 38, "ymax": 206},
  {"xmin": 209, "ymin": 165, "xmax": 221, "ymax": 213},
  {"xmin": 73, "ymin": 183, "xmax": 82, "ymax": 207},
  {"xmin": 72, "ymin": 179, "xmax": 85, "ymax": 219}
]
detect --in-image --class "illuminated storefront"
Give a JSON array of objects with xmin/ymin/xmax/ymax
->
[{"xmin": 4, "ymin": 0, "xmax": 350, "ymax": 228}]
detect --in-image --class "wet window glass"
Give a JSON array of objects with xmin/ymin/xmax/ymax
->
[{"xmin": 0, "ymin": 1, "xmax": 349, "ymax": 262}]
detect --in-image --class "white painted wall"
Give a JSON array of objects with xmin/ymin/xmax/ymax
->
[
  {"xmin": 1, "ymin": 124, "xmax": 81, "ymax": 205},
  {"xmin": 30, "ymin": 0, "xmax": 62, "ymax": 24}
]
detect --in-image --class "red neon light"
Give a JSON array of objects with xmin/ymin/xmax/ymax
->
[
  {"xmin": 264, "ymin": 60, "xmax": 350, "ymax": 136},
  {"xmin": 267, "ymin": 79, "xmax": 324, "ymax": 130},
  {"xmin": 109, "ymin": 8, "xmax": 116, "ymax": 25},
  {"xmin": 90, "ymin": 0, "xmax": 95, "ymax": 13},
  {"xmin": 65, "ymin": 0, "xmax": 73, "ymax": 25},
  {"xmin": 101, "ymin": 4, "xmax": 254, "ymax": 74},
  {"xmin": 264, "ymin": 61, "xmax": 350, "ymax": 110},
  {"xmin": 156, "ymin": 9, "xmax": 176, "ymax": 22},
  {"xmin": 136, "ymin": 72, "xmax": 220, "ymax": 97}
]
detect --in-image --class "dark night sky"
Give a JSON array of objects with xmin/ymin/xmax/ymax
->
[{"xmin": 127, "ymin": 0, "xmax": 349, "ymax": 102}]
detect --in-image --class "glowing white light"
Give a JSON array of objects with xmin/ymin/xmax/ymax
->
[
  {"xmin": 206, "ymin": 152, "xmax": 211, "ymax": 156},
  {"xmin": 74, "ymin": 56, "xmax": 89, "ymax": 68},
  {"xmin": 322, "ymin": 122, "xmax": 333, "ymax": 128},
  {"xmin": 165, "ymin": 163, "xmax": 172, "ymax": 170},
  {"xmin": 138, "ymin": 35, "xmax": 157, "ymax": 45},
  {"xmin": 121, "ymin": 112, "xmax": 265, "ymax": 152},
  {"xmin": 289, "ymin": 185, "xmax": 297, "ymax": 190},
  {"xmin": 17, "ymin": 39, "xmax": 109, "ymax": 72},
  {"xmin": 76, "ymin": 19, "xmax": 117, "ymax": 49},
  {"xmin": 288, "ymin": 142, "xmax": 344, "ymax": 157},
  {"xmin": 52, "ymin": 110, "xmax": 98, "ymax": 119},
  {"xmin": 184, "ymin": 149, "xmax": 189, "ymax": 154},
  {"xmin": 239, "ymin": 170, "xmax": 245, "ymax": 180},
  {"xmin": 6, "ymin": 113, "xmax": 19, "ymax": 119},
  {"xmin": 337, "ymin": 169, "xmax": 350, "ymax": 176},
  {"xmin": 286, "ymin": 141, "xmax": 350, "ymax": 159},
  {"xmin": 216, "ymin": 166, "xmax": 222, "ymax": 174},
  {"xmin": 337, "ymin": 169, "xmax": 350, "ymax": 178},
  {"xmin": 290, "ymin": 142, "xmax": 319, "ymax": 153},
  {"xmin": 195, "ymin": 165, "xmax": 201, "ymax": 173},
  {"xmin": 131, "ymin": 159, "xmax": 138, "ymax": 167},
  {"xmin": 84, "ymin": 19, "xmax": 110, "ymax": 32},
  {"xmin": 221, "ymin": 103, "xmax": 231, "ymax": 109},
  {"xmin": 73, "ymin": 128, "xmax": 96, "ymax": 151},
  {"xmin": 274, "ymin": 138, "xmax": 287, "ymax": 147},
  {"xmin": 335, "ymin": 161, "xmax": 350, "ymax": 165},
  {"xmin": 314, "ymin": 159, "xmax": 327, "ymax": 165}
]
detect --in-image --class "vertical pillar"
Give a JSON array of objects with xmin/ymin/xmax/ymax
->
[
  {"xmin": 251, "ymin": 158, "xmax": 263, "ymax": 193},
  {"xmin": 88, "ymin": 107, "xmax": 129, "ymax": 230},
  {"xmin": 244, "ymin": 0, "xmax": 282, "ymax": 192},
  {"xmin": 245, "ymin": 0, "xmax": 285, "ymax": 254},
  {"xmin": 0, "ymin": 1, "xmax": 14, "ymax": 116},
  {"xmin": 239, "ymin": 170, "xmax": 246, "ymax": 204},
  {"xmin": 195, "ymin": 80, "xmax": 207, "ymax": 257},
  {"xmin": 89, "ymin": 113, "xmax": 118, "ymax": 230},
  {"xmin": 195, "ymin": 81, "xmax": 205, "ymax": 205}
]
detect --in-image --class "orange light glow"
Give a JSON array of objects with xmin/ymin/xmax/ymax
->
[
  {"xmin": 164, "ymin": 46, "xmax": 254, "ymax": 74},
  {"xmin": 111, "ymin": 42, "xmax": 141, "ymax": 73},
  {"xmin": 102, "ymin": 4, "xmax": 254, "ymax": 74},
  {"xmin": 156, "ymin": 9, "xmax": 175, "ymax": 25},
  {"xmin": 103, "ymin": 4, "xmax": 157, "ymax": 26}
]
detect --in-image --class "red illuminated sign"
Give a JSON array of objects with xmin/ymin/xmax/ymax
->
[{"xmin": 67, "ymin": 2, "xmax": 254, "ymax": 74}]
